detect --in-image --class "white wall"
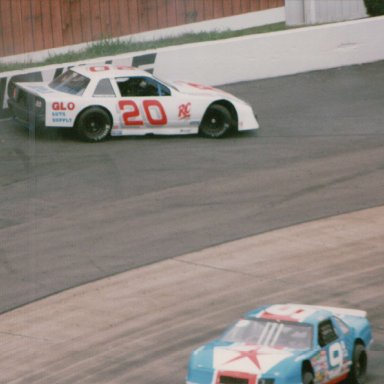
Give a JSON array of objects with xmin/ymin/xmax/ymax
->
[{"xmin": 152, "ymin": 16, "xmax": 384, "ymax": 85}]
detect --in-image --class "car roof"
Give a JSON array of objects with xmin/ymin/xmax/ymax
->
[
  {"xmin": 245, "ymin": 304, "xmax": 334, "ymax": 326},
  {"xmin": 71, "ymin": 64, "xmax": 153, "ymax": 79}
]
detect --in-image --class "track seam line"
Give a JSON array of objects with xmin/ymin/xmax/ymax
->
[{"xmin": 173, "ymin": 258, "xmax": 259, "ymax": 278}]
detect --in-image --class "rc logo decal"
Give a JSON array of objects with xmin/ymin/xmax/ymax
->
[{"xmin": 178, "ymin": 102, "xmax": 191, "ymax": 120}]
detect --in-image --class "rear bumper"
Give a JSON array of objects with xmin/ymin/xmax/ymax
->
[{"xmin": 8, "ymin": 95, "xmax": 45, "ymax": 130}]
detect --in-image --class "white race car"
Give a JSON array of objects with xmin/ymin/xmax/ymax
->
[{"xmin": 8, "ymin": 65, "xmax": 259, "ymax": 142}]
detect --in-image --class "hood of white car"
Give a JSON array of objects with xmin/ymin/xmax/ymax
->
[{"xmin": 170, "ymin": 80, "xmax": 235, "ymax": 98}]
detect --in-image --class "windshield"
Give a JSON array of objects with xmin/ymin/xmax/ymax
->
[
  {"xmin": 221, "ymin": 319, "xmax": 313, "ymax": 350},
  {"xmin": 153, "ymin": 75, "xmax": 178, "ymax": 92},
  {"xmin": 49, "ymin": 70, "xmax": 90, "ymax": 95}
]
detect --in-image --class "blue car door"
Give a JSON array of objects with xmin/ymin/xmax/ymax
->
[{"xmin": 316, "ymin": 319, "xmax": 350, "ymax": 383}]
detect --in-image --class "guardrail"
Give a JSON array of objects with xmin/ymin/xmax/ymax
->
[{"xmin": 1, "ymin": 15, "xmax": 384, "ymax": 119}]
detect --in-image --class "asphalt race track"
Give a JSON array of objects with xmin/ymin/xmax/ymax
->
[{"xmin": 0, "ymin": 61, "xmax": 383, "ymax": 383}]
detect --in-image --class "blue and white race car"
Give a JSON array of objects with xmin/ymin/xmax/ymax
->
[
  {"xmin": 186, "ymin": 304, "xmax": 373, "ymax": 384},
  {"xmin": 8, "ymin": 65, "xmax": 259, "ymax": 142}
]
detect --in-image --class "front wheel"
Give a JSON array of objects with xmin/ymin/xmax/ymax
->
[
  {"xmin": 75, "ymin": 107, "xmax": 112, "ymax": 142},
  {"xmin": 302, "ymin": 368, "xmax": 314, "ymax": 384},
  {"xmin": 349, "ymin": 344, "xmax": 368, "ymax": 384},
  {"xmin": 199, "ymin": 104, "xmax": 233, "ymax": 138}
]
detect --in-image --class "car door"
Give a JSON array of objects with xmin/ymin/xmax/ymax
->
[
  {"xmin": 317, "ymin": 319, "xmax": 350, "ymax": 383},
  {"xmin": 115, "ymin": 76, "xmax": 193, "ymax": 131}
]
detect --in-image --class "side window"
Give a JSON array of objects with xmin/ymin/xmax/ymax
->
[
  {"xmin": 93, "ymin": 78, "xmax": 116, "ymax": 97},
  {"xmin": 116, "ymin": 77, "xmax": 170, "ymax": 97},
  {"xmin": 157, "ymin": 81, "xmax": 171, "ymax": 96},
  {"xmin": 333, "ymin": 316, "xmax": 350, "ymax": 336},
  {"xmin": 318, "ymin": 319, "xmax": 338, "ymax": 347}
]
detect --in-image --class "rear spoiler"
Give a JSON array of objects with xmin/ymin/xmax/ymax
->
[
  {"xmin": 16, "ymin": 82, "xmax": 53, "ymax": 97},
  {"xmin": 288, "ymin": 304, "xmax": 367, "ymax": 318}
]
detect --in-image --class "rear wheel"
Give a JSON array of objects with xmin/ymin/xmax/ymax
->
[
  {"xmin": 75, "ymin": 107, "xmax": 112, "ymax": 142},
  {"xmin": 199, "ymin": 104, "xmax": 233, "ymax": 138},
  {"xmin": 349, "ymin": 344, "xmax": 368, "ymax": 384}
]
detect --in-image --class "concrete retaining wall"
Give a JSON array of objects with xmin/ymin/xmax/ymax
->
[{"xmin": 155, "ymin": 15, "xmax": 384, "ymax": 85}]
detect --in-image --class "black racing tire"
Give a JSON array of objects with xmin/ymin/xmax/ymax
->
[
  {"xmin": 302, "ymin": 368, "xmax": 314, "ymax": 384},
  {"xmin": 348, "ymin": 344, "xmax": 368, "ymax": 384},
  {"xmin": 199, "ymin": 104, "xmax": 233, "ymax": 138},
  {"xmin": 75, "ymin": 107, "xmax": 112, "ymax": 142}
]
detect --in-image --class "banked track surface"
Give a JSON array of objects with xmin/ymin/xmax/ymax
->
[
  {"xmin": 0, "ymin": 207, "xmax": 383, "ymax": 383},
  {"xmin": 0, "ymin": 62, "xmax": 383, "ymax": 313}
]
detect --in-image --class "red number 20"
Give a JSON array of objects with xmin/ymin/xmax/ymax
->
[{"xmin": 118, "ymin": 100, "xmax": 167, "ymax": 126}]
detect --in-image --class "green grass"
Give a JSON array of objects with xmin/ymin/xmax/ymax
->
[{"xmin": 0, "ymin": 22, "xmax": 291, "ymax": 73}]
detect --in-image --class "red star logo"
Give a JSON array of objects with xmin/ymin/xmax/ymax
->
[{"xmin": 224, "ymin": 346, "xmax": 265, "ymax": 370}]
